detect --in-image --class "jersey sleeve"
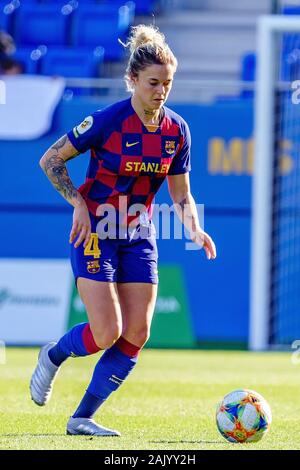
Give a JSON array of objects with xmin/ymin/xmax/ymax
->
[
  {"xmin": 67, "ymin": 110, "xmax": 105, "ymax": 153},
  {"xmin": 168, "ymin": 119, "xmax": 191, "ymax": 175}
]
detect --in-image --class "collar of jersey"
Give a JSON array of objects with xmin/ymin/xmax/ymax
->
[{"xmin": 128, "ymin": 97, "xmax": 165, "ymax": 134}]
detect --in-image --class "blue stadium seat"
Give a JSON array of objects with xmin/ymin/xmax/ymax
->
[
  {"xmin": 240, "ymin": 52, "xmax": 256, "ymax": 99},
  {"xmin": 241, "ymin": 52, "xmax": 256, "ymax": 82},
  {"xmin": 41, "ymin": 0, "xmax": 98, "ymax": 3},
  {"xmin": 0, "ymin": 12, "xmax": 10, "ymax": 34},
  {"xmin": 40, "ymin": 46, "xmax": 104, "ymax": 78},
  {"xmin": 98, "ymin": 1, "xmax": 135, "ymax": 21},
  {"xmin": 11, "ymin": 47, "xmax": 42, "ymax": 74},
  {"xmin": 14, "ymin": 5, "xmax": 72, "ymax": 47},
  {"xmin": 103, "ymin": 1, "xmax": 135, "ymax": 22},
  {"xmin": 42, "ymin": 0, "xmax": 99, "ymax": 3},
  {"xmin": 0, "ymin": 2, "xmax": 17, "ymax": 35},
  {"xmin": 282, "ymin": 5, "xmax": 300, "ymax": 15},
  {"xmin": 129, "ymin": 0, "xmax": 158, "ymax": 15},
  {"xmin": 72, "ymin": 4, "xmax": 132, "ymax": 61},
  {"xmin": 99, "ymin": 0, "xmax": 159, "ymax": 15}
]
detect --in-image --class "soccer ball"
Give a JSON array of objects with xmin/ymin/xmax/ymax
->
[{"xmin": 216, "ymin": 389, "xmax": 272, "ymax": 443}]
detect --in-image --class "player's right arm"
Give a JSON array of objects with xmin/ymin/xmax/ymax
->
[{"xmin": 39, "ymin": 134, "xmax": 91, "ymax": 248}]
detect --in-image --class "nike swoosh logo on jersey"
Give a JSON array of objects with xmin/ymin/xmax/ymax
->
[{"xmin": 126, "ymin": 141, "xmax": 139, "ymax": 147}]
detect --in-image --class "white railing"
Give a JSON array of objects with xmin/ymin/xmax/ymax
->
[{"xmin": 63, "ymin": 78, "xmax": 258, "ymax": 103}]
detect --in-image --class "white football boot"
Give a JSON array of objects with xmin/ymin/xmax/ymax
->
[
  {"xmin": 30, "ymin": 342, "xmax": 60, "ymax": 406},
  {"xmin": 67, "ymin": 417, "xmax": 121, "ymax": 436}
]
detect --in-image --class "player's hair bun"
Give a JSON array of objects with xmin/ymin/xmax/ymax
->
[
  {"xmin": 123, "ymin": 24, "xmax": 165, "ymax": 54},
  {"xmin": 122, "ymin": 23, "xmax": 177, "ymax": 92}
]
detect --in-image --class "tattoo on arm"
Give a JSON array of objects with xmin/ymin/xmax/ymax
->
[
  {"xmin": 50, "ymin": 135, "xmax": 68, "ymax": 152},
  {"xmin": 49, "ymin": 135, "xmax": 79, "ymax": 161},
  {"xmin": 44, "ymin": 155, "xmax": 78, "ymax": 201},
  {"xmin": 178, "ymin": 197, "xmax": 197, "ymax": 232},
  {"xmin": 179, "ymin": 197, "xmax": 187, "ymax": 212},
  {"xmin": 42, "ymin": 135, "xmax": 79, "ymax": 202},
  {"xmin": 191, "ymin": 216, "xmax": 197, "ymax": 233}
]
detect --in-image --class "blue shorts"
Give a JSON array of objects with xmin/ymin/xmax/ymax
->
[{"xmin": 70, "ymin": 215, "xmax": 158, "ymax": 284}]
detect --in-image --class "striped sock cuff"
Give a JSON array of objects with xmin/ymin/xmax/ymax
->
[
  {"xmin": 115, "ymin": 336, "xmax": 141, "ymax": 357},
  {"xmin": 82, "ymin": 324, "xmax": 101, "ymax": 354}
]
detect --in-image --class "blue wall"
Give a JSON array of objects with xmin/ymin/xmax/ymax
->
[{"xmin": 0, "ymin": 98, "xmax": 253, "ymax": 344}]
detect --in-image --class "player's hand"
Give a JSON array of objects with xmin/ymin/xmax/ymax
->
[
  {"xmin": 192, "ymin": 229, "xmax": 217, "ymax": 260},
  {"xmin": 69, "ymin": 201, "xmax": 91, "ymax": 249}
]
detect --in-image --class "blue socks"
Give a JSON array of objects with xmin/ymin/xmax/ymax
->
[
  {"xmin": 73, "ymin": 391, "xmax": 105, "ymax": 419},
  {"xmin": 48, "ymin": 322, "xmax": 100, "ymax": 367},
  {"xmin": 48, "ymin": 342, "xmax": 69, "ymax": 367},
  {"xmin": 73, "ymin": 339, "xmax": 140, "ymax": 419},
  {"xmin": 87, "ymin": 343, "xmax": 138, "ymax": 398},
  {"xmin": 48, "ymin": 324, "xmax": 141, "ymax": 420}
]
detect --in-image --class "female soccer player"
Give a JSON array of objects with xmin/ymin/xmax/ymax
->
[{"xmin": 30, "ymin": 24, "xmax": 216, "ymax": 436}]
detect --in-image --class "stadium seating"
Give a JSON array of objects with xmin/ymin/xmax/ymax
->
[
  {"xmin": 102, "ymin": 1, "xmax": 135, "ymax": 23},
  {"xmin": 42, "ymin": 0, "xmax": 99, "ymax": 3},
  {"xmin": 129, "ymin": 0, "xmax": 158, "ymax": 15},
  {"xmin": 239, "ymin": 5, "xmax": 300, "ymax": 98},
  {"xmin": 72, "ymin": 4, "xmax": 132, "ymax": 61},
  {"xmin": 282, "ymin": 5, "xmax": 300, "ymax": 15},
  {"xmin": 1, "ymin": 0, "xmax": 159, "ymax": 79},
  {"xmin": 40, "ymin": 46, "xmax": 105, "ymax": 78},
  {"xmin": 100, "ymin": 0, "xmax": 158, "ymax": 15},
  {"xmin": 38, "ymin": 0, "xmax": 157, "ymax": 15},
  {"xmin": 0, "ymin": 15, "xmax": 10, "ymax": 35},
  {"xmin": 0, "ymin": 2, "xmax": 16, "ymax": 35},
  {"xmin": 14, "ymin": 5, "xmax": 72, "ymax": 47},
  {"xmin": 12, "ymin": 47, "xmax": 42, "ymax": 74},
  {"xmin": 241, "ymin": 52, "xmax": 256, "ymax": 82},
  {"xmin": 240, "ymin": 52, "xmax": 256, "ymax": 98}
]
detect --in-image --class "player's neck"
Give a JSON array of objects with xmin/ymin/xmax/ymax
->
[{"xmin": 131, "ymin": 96, "xmax": 161, "ymax": 126}]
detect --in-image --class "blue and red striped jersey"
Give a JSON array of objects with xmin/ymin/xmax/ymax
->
[{"xmin": 67, "ymin": 97, "xmax": 191, "ymax": 223}]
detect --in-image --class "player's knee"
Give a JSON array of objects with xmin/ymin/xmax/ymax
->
[
  {"xmin": 91, "ymin": 324, "xmax": 122, "ymax": 350},
  {"xmin": 130, "ymin": 327, "xmax": 150, "ymax": 348}
]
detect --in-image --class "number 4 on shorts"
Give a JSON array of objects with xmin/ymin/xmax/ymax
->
[{"xmin": 84, "ymin": 233, "xmax": 101, "ymax": 259}]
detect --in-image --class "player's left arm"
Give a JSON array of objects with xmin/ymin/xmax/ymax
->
[{"xmin": 167, "ymin": 173, "xmax": 217, "ymax": 260}]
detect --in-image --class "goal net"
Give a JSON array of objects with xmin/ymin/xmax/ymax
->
[{"xmin": 250, "ymin": 14, "xmax": 300, "ymax": 349}]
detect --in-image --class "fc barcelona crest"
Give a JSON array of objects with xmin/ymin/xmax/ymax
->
[
  {"xmin": 87, "ymin": 260, "xmax": 100, "ymax": 274},
  {"xmin": 165, "ymin": 140, "xmax": 176, "ymax": 154}
]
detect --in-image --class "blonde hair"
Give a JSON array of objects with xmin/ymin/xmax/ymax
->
[{"xmin": 121, "ymin": 24, "xmax": 177, "ymax": 92}]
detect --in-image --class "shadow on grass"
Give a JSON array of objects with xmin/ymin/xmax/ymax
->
[
  {"xmin": 148, "ymin": 440, "xmax": 225, "ymax": 445},
  {"xmin": 0, "ymin": 435, "xmax": 228, "ymax": 445},
  {"xmin": 0, "ymin": 434, "xmax": 93, "ymax": 438}
]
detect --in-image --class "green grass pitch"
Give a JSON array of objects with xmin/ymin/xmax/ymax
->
[{"xmin": 0, "ymin": 348, "xmax": 299, "ymax": 450}]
